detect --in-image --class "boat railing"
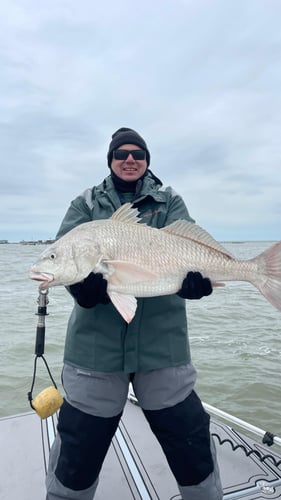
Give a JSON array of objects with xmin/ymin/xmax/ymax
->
[
  {"xmin": 203, "ymin": 401, "xmax": 281, "ymax": 448},
  {"xmin": 128, "ymin": 388, "xmax": 281, "ymax": 447}
]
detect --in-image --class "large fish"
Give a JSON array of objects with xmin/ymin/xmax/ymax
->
[{"xmin": 30, "ymin": 203, "xmax": 281, "ymax": 323}]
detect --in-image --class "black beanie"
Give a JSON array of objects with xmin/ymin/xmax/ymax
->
[{"xmin": 107, "ymin": 127, "xmax": 150, "ymax": 166}]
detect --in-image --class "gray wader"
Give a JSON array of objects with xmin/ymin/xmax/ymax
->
[{"xmin": 46, "ymin": 363, "xmax": 223, "ymax": 500}]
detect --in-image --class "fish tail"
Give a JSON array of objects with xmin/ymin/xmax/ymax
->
[{"xmin": 251, "ymin": 241, "xmax": 281, "ymax": 311}]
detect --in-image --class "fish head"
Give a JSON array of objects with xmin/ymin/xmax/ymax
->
[
  {"xmin": 30, "ymin": 221, "xmax": 110, "ymax": 290},
  {"xmin": 30, "ymin": 241, "xmax": 79, "ymax": 289},
  {"xmin": 30, "ymin": 234, "xmax": 100, "ymax": 289}
]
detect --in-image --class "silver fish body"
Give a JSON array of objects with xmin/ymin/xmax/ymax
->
[{"xmin": 30, "ymin": 204, "xmax": 281, "ymax": 323}]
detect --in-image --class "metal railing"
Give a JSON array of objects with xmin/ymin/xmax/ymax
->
[{"xmin": 203, "ymin": 401, "xmax": 281, "ymax": 448}]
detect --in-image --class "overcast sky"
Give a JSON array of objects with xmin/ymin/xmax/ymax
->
[{"xmin": 1, "ymin": 0, "xmax": 280, "ymax": 242}]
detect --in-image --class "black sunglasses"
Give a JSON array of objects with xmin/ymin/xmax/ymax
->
[{"xmin": 113, "ymin": 149, "xmax": 146, "ymax": 161}]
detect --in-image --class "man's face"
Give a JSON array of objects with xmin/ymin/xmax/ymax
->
[{"xmin": 111, "ymin": 143, "xmax": 147, "ymax": 181}]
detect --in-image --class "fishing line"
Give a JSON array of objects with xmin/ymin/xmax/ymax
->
[{"xmin": 27, "ymin": 289, "xmax": 63, "ymax": 419}]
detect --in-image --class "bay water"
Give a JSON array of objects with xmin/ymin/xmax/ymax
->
[{"xmin": 0, "ymin": 242, "xmax": 280, "ymax": 436}]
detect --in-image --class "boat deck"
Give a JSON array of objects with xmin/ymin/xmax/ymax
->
[{"xmin": 1, "ymin": 398, "xmax": 281, "ymax": 499}]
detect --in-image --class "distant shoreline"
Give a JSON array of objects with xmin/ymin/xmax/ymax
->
[
  {"xmin": 0, "ymin": 239, "xmax": 277, "ymax": 246},
  {"xmin": 0, "ymin": 240, "xmax": 55, "ymax": 245}
]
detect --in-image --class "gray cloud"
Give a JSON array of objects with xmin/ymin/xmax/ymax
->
[{"xmin": 0, "ymin": 0, "xmax": 280, "ymax": 241}]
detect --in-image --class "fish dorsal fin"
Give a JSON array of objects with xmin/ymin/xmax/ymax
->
[
  {"xmin": 111, "ymin": 203, "xmax": 141, "ymax": 224},
  {"xmin": 161, "ymin": 220, "xmax": 234, "ymax": 259}
]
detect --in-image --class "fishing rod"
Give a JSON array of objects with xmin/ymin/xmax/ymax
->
[{"xmin": 28, "ymin": 288, "xmax": 63, "ymax": 419}]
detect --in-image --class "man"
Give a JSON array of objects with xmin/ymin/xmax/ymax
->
[{"xmin": 46, "ymin": 127, "xmax": 223, "ymax": 499}]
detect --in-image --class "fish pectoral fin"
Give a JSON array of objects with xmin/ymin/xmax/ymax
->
[
  {"xmin": 105, "ymin": 260, "xmax": 157, "ymax": 286},
  {"xmin": 107, "ymin": 291, "xmax": 137, "ymax": 324},
  {"xmin": 212, "ymin": 281, "xmax": 225, "ymax": 287}
]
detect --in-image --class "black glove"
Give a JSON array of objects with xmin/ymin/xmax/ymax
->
[
  {"xmin": 69, "ymin": 272, "xmax": 110, "ymax": 308},
  {"xmin": 177, "ymin": 271, "xmax": 212, "ymax": 300}
]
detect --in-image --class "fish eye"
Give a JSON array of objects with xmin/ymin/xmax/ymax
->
[{"xmin": 50, "ymin": 253, "xmax": 56, "ymax": 260}]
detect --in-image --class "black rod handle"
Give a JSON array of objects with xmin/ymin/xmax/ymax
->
[
  {"xmin": 34, "ymin": 289, "xmax": 49, "ymax": 356},
  {"xmin": 35, "ymin": 325, "xmax": 45, "ymax": 356}
]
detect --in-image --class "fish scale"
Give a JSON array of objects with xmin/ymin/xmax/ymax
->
[
  {"xmin": 30, "ymin": 203, "xmax": 281, "ymax": 323},
  {"xmin": 95, "ymin": 221, "xmax": 252, "ymax": 288}
]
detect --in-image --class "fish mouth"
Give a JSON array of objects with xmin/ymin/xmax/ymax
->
[{"xmin": 30, "ymin": 271, "xmax": 54, "ymax": 289}]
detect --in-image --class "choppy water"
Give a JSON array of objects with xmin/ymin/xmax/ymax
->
[{"xmin": 0, "ymin": 242, "xmax": 280, "ymax": 437}]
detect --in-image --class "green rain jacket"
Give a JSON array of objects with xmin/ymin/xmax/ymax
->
[{"xmin": 57, "ymin": 171, "xmax": 195, "ymax": 373}]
